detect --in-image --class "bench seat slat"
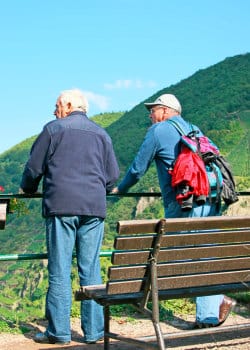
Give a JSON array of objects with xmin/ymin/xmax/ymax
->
[
  {"xmin": 112, "ymin": 244, "xmax": 250, "ymax": 265},
  {"xmin": 75, "ymin": 281, "xmax": 250, "ymax": 304},
  {"xmin": 158, "ymin": 282, "xmax": 250, "ymax": 300},
  {"xmin": 114, "ymin": 230, "xmax": 250, "ymax": 250},
  {"xmin": 108, "ymin": 256, "xmax": 250, "ymax": 280}
]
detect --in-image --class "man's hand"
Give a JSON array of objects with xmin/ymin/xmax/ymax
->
[
  {"xmin": 18, "ymin": 188, "xmax": 42, "ymax": 195},
  {"xmin": 111, "ymin": 187, "xmax": 119, "ymax": 194}
]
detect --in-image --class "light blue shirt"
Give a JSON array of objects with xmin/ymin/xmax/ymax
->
[{"xmin": 118, "ymin": 115, "xmax": 194, "ymax": 207}]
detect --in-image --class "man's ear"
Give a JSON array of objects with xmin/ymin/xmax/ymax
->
[{"xmin": 66, "ymin": 102, "xmax": 72, "ymax": 114}]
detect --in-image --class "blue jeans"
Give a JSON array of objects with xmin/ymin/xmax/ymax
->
[
  {"xmin": 165, "ymin": 200, "xmax": 224, "ymax": 325},
  {"xmin": 45, "ymin": 215, "xmax": 104, "ymax": 343}
]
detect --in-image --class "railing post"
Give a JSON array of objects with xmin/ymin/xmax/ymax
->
[{"xmin": 0, "ymin": 199, "xmax": 9, "ymax": 230}]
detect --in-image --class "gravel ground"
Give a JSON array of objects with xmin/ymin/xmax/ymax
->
[{"xmin": 0, "ymin": 309, "xmax": 249, "ymax": 350}]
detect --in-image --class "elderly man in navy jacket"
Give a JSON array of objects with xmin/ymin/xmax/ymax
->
[{"xmin": 20, "ymin": 89, "xmax": 119, "ymax": 345}]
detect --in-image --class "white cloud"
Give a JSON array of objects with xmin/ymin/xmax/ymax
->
[
  {"xmin": 104, "ymin": 79, "xmax": 157, "ymax": 90},
  {"xmin": 84, "ymin": 91, "xmax": 110, "ymax": 111}
]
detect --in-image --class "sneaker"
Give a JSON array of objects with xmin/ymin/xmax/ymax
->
[
  {"xmin": 83, "ymin": 337, "xmax": 104, "ymax": 344},
  {"xmin": 34, "ymin": 332, "xmax": 70, "ymax": 345},
  {"xmin": 218, "ymin": 296, "xmax": 236, "ymax": 325}
]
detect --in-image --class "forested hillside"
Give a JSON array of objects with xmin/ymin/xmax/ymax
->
[
  {"xmin": 0, "ymin": 54, "xmax": 249, "ymax": 331},
  {"xmin": 108, "ymin": 53, "xmax": 250, "ymax": 178}
]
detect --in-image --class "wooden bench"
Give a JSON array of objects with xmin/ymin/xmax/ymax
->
[{"xmin": 75, "ymin": 215, "xmax": 250, "ymax": 349}]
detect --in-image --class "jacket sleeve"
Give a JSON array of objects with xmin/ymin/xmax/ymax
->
[
  {"xmin": 105, "ymin": 141, "xmax": 120, "ymax": 193},
  {"xmin": 118, "ymin": 127, "xmax": 157, "ymax": 193},
  {"xmin": 20, "ymin": 127, "xmax": 51, "ymax": 193}
]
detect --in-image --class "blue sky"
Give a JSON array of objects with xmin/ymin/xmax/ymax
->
[{"xmin": 0, "ymin": 0, "xmax": 249, "ymax": 154}]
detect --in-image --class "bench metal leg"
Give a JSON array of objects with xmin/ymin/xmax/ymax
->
[
  {"xmin": 104, "ymin": 305, "xmax": 110, "ymax": 350},
  {"xmin": 152, "ymin": 322, "xmax": 165, "ymax": 350},
  {"xmin": 152, "ymin": 267, "xmax": 165, "ymax": 350},
  {"xmin": 151, "ymin": 260, "xmax": 165, "ymax": 350}
]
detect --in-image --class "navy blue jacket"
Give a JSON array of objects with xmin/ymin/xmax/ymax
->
[{"xmin": 20, "ymin": 111, "xmax": 120, "ymax": 218}]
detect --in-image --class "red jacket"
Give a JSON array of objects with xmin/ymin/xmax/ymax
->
[{"xmin": 170, "ymin": 146, "xmax": 209, "ymax": 203}]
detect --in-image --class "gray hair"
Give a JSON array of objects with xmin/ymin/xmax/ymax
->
[{"xmin": 59, "ymin": 89, "xmax": 89, "ymax": 113}]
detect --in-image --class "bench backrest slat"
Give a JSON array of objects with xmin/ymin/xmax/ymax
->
[
  {"xmin": 112, "ymin": 244, "xmax": 250, "ymax": 265},
  {"xmin": 107, "ymin": 270, "xmax": 250, "ymax": 295},
  {"xmin": 117, "ymin": 216, "xmax": 250, "ymax": 234},
  {"xmin": 108, "ymin": 256, "xmax": 250, "ymax": 280},
  {"xmin": 157, "ymin": 270, "xmax": 250, "ymax": 290},
  {"xmin": 114, "ymin": 230, "xmax": 250, "ymax": 250}
]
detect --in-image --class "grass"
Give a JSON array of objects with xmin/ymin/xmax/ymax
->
[
  {"xmin": 109, "ymin": 298, "xmax": 196, "ymax": 323},
  {"xmin": 0, "ymin": 293, "xmax": 249, "ymax": 334},
  {"xmin": 0, "ymin": 317, "xmax": 30, "ymax": 334}
]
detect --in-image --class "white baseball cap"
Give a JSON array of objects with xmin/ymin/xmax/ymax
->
[{"xmin": 144, "ymin": 94, "xmax": 182, "ymax": 114}]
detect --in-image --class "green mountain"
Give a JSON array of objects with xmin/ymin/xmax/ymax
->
[
  {"xmin": 0, "ymin": 54, "xmax": 250, "ymax": 331},
  {"xmin": 108, "ymin": 53, "xmax": 250, "ymax": 179}
]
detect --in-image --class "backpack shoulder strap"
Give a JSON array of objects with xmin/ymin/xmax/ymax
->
[
  {"xmin": 167, "ymin": 119, "xmax": 195, "ymax": 137},
  {"xmin": 167, "ymin": 119, "xmax": 186, "ymax": 135}
]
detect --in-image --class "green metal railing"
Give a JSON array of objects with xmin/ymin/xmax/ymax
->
[
  {"xmin": 0, "ymin": 192, "xmax": 161, "ymax": 262},
  {"xmin": 0, "ymin": 191, "xmax": 249, "ymax": 262},
  {"xmin": 0, "ymin": 251, "xmax": 113, "ymax": 262}
]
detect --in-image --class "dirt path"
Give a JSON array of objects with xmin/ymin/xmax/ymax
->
[{"xmin": 0, "ymin": 311, "xmax": 249, "ymax": 350}]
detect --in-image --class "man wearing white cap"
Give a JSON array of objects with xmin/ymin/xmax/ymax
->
[{"xmin": 112, "ymin": 93, "xmax": 235, "ymax": 329}]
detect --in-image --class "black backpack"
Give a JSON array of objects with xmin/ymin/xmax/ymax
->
[{"xmin": 213, "ymin": 155, "xmax": 239, "ymax": 205}]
